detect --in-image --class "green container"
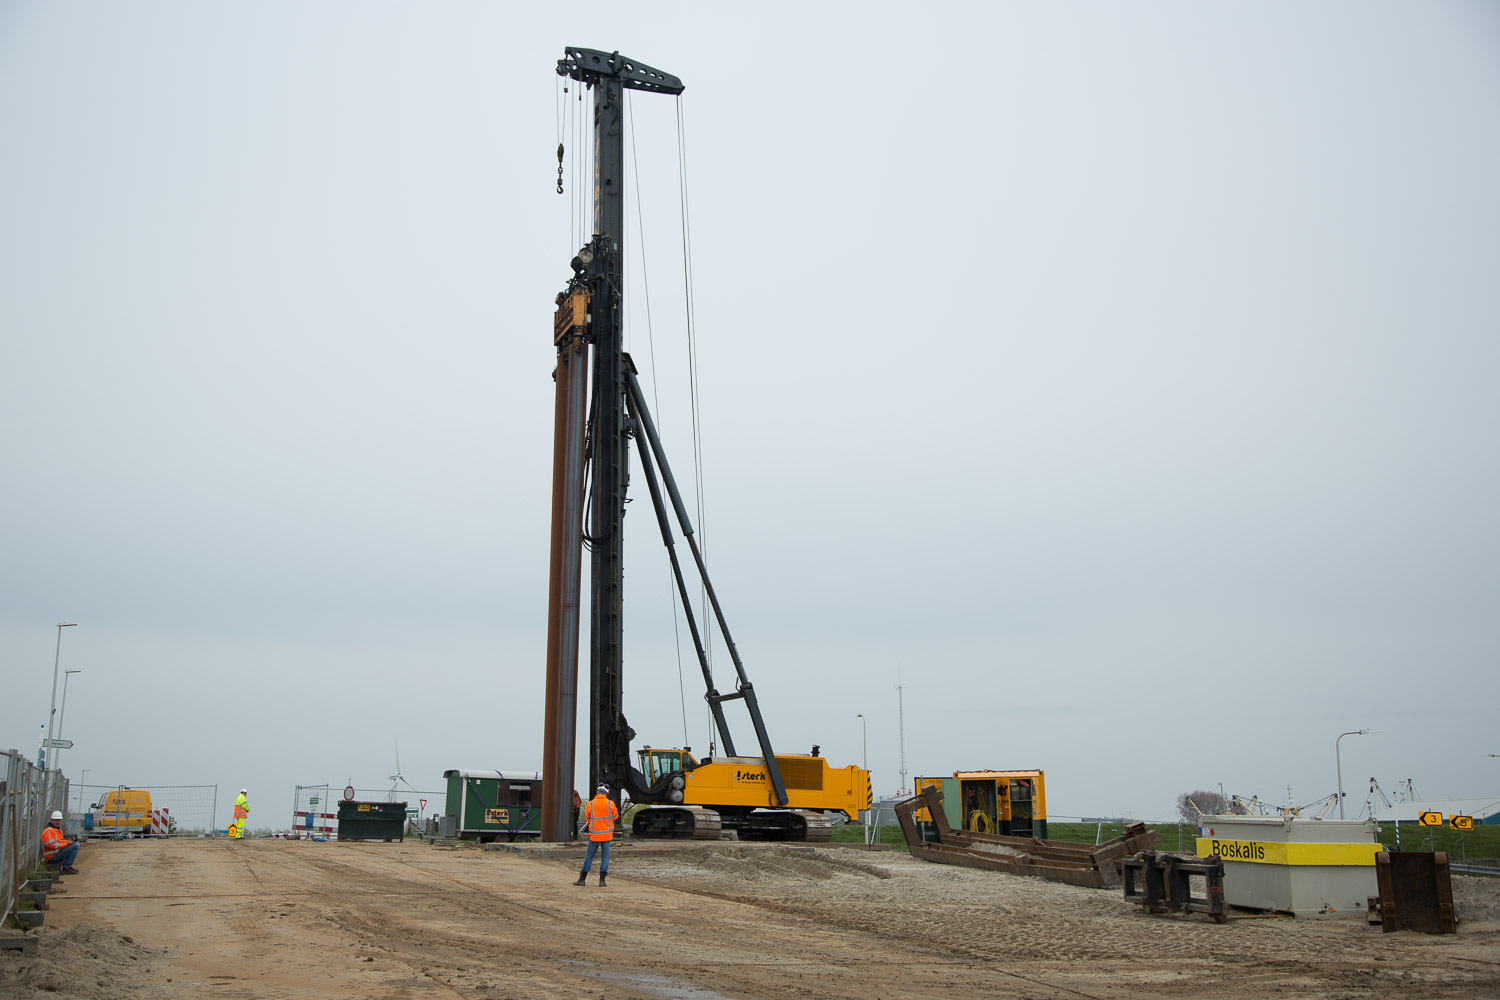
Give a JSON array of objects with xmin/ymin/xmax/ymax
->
[
  {"xmin": 442, "ymin": 770, "xmax": 544, "ymax": 842},
  {"xmin": 337, "ymin": 800, "xmax": 407, "ymax": 842}
]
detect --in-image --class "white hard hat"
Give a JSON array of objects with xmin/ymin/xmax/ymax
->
[
  {"xmin": 597, "ymin": 784, "xmax": 609, "ymax": 794},
  {"xmin": 50, "ymin": 810, "xmax": 63, "ymax": 821},
  {"xmin": 240, "ymin": 788, "xmax": 247, "ymax": 794}
]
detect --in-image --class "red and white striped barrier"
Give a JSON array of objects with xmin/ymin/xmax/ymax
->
[
  {"xmin": 150, "ymin": 808, "xmax": 170, "ymax": 837},
  {"xmin": 294, "ymin": 811, "xmax": 336, "ymax": 838}
]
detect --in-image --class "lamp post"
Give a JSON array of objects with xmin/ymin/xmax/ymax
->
[
  {"xmin": 856, "ymin": 713, "xmax": 869, "ymax": 844},
  {"xmin": 77, "ymin": 770, "xmax": 90, "ymax": 812},
  {"xmin": 1336, "ymin": 729, "xmax": 1370, "ymax": 819},
  {"xmin": 56, "ymin": 669, "xmax": 81, "ymax": 773},
  {"xmin": 45, "ymin": 623, "xmax": 78, "ymax": 806},
  {"xmin": 46, "ymin": 624, "xmax": 78, "ymax": 760}
]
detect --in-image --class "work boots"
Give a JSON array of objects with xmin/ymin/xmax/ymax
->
[
  {"xmin": 572, "ymin": 873, "xmax": 587, "ymax": 886},
  {"xmin": 599, "ymin": 873, "xmax": 607, "ymax": 887}
]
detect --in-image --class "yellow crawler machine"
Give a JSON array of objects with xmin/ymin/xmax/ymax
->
[{"xmin": 634, "ymin": 747, "xmax": 870, "ymax": 842}]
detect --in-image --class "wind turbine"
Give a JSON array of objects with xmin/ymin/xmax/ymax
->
[{"xmin": 388, "ymin": 740, "xmax": 420, "ymax": 802}]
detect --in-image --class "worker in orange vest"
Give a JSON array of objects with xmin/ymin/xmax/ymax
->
[
  {"xmin": 573, "ymin": 784, "xmax": 619, "ymax": 887},
  {"xmin": 42, "ymin": 810, "xmax": 81, "ymax": 873}
]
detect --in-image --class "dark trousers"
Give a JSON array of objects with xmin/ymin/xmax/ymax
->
[{"xmin": 47, "ymin": 842, "xmax": 80, "ymax": 868}]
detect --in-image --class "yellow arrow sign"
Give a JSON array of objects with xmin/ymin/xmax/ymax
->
[
  {"xmin": 1450, "ymin": 815, "xmax": 1474, "ymax": 831},
  {"xmin": 1419, "ymin": 811, "xmax": 1443, "ymax": 827}
]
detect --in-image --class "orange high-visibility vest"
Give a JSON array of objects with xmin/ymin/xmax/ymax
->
[
  {"xmin": 583, "ymin": 794, "xmax": 618, "ymax": 842},
  {"xmin": 42, "ymin": 825, "xmax": 68, "ymax": 861}
]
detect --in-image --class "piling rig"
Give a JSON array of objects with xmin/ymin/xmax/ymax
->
[{"xmin": 539, "ymin": 48, "xmax": 868, "ymax": 842}]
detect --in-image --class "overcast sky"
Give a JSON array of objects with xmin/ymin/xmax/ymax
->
[{"xmin": 3, "ymin": 2, "xmax": 1498, "ymax": 827}]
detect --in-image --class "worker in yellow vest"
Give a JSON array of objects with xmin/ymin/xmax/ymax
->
[
  {"xmin": 231, "ymin": 788, "xmax": 249, "ymax": 839},
  {"xmin": 573, "ymin": 784, "xmax": 619, "ymax": 887}
]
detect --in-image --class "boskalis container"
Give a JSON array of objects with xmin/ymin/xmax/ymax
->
[
  {"xmin": 1196, "ymin": 815, "xmax": 1380, "ymax": 916},
  {"xmin": 336, "ymin": 800, "xmax": 407, "ymax": 842},
  {"xmin": 442, "ymin": 770, "xmax": 543, "ymax": 843}
]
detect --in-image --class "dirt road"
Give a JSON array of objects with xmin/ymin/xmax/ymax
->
[{"xmin": 5, "ymin": 837, "xmax": 1498, "ymax": 999}]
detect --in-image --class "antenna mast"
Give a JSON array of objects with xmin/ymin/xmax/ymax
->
[{"xmin": 896, "ymin": 681, "xmax": 908, "ymax": 793}]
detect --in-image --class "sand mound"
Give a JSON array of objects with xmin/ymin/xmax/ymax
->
[{"xmin": 0, "ymin": 921, "xmax": 165, "ymax": 1000}]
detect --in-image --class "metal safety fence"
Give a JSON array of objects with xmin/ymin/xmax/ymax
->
[
  {"xmin": 70, "ymin": 783, "xmax": 219, "ymax": 838},
  {"xmin": 286, "ymin": 785, "xmax": 446, "ymax": 839},
  {"xmin": 3, "ymin": 749, "xmax": 70, "ymax": 930}
]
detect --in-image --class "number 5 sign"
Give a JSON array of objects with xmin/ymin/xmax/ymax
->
[{"xmin": 1450, "ymin": 815, "xmax": 1474, "ymax": 831}]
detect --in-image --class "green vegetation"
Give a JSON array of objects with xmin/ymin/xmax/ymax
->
[
  {"xmin": 831, "ymin": 817, "xmax": 1500, "ymax": 864},
  {"xmin": 1377, "ymin": 821, "xmax": 1500, "ymax": 859},
  {"xmin": 1048, "ymin": 819, "xmax": 1499, "ymax": 860},
  {"xmin": 830, "ymin": 822, "xmax": 909, "ymax": 850}
]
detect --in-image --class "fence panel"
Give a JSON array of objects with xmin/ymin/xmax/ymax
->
[
  {"xmin": 72, "ymin": 783, "xmax": 219, "ymax": 837},
  {"xmin": 280, "ymin": 786, "xmax": 447, "ymax": 838},
  {"xmin": 347, "ymin": 787, "xmax": 446, "ymax": 827},
  {"xmin": 2, "ymin": 749, "xmax": 69, "ymax": 928}
]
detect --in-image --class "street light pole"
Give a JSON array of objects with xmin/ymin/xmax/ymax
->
[
  {"xmin": 46, "ymin": 622, "xmax": 77, "ymax": 759},
  {"xmin": 44, "ymin": 622, "xmax": 78, "ymax": 811},
  {"xmin": 56, "ymin": 668, "xmax": 81, "ymax": 774},
  {"xmin": 1336, "ymin": 729, "xmax": 1370, "ymax": 819},
  {"xmin": 856, "ymin": 714, "xmax": 868, "ymax": 844},
  {"xmin": 77, "ymin": 770, "xmax": 90, "ymax": 812}
]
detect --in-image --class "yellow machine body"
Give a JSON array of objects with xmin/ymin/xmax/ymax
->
[
  {"xmin": 639, "ymin": 747, "xmax": 870, "ymax": 823},
  {"xmin": 92, "ymin": 788, "xmax": 154, "ymax": 833},
  {"xmin": 913, "ymin": 769, "xmax": 1047, "ymax": 839}
]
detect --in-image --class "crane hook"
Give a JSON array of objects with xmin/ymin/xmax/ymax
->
[{"xmin": 556, "ymin": 143, "xmax": 565, "ymax": 194}]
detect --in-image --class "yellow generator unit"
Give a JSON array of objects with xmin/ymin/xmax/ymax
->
[
  {"xmin": 913, "ymin": 770, "xmax": 1046, "ymax": 839},
  {"xmin": 634, "ymin": 747, "xmax": 871, "ymax": 841}
]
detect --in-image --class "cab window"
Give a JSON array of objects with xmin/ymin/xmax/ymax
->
[{"xmin": 641, "ymin": 750, "xmax": 681, "ymax": 783}]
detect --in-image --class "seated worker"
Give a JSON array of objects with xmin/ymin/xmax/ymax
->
[{"xmin": 42, "ymin": 810, "xmax": 80, "ymax": 874}]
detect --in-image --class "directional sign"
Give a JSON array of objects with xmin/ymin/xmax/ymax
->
[
  {"xmin": 406, "ymin": 809, "xmax": 418, "ymax": 819},
  {"xmin": 1418, "ymin": 811, "xmax": 1443, "ymax": 827},
  {"xmin": 42, "ymin": 738, "xmax": 73, "ymax": 749},
  {"xmin": 1450, "ymin": 815, "xmax": 1474, "ymax": 831}
]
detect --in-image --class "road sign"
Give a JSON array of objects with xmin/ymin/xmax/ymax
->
[
  {"xmin": 405, "ymin": 809, "xmax": 418, "ymax": 819},
  {"xmin": 1418, "ymin": 811, "xmax": 1443, "ymax": 827},
  {"xmin": 42, "ymin": 738, "xmax": 73, "ymax": 749},
  {"xmin": 419, "ymin": 799, "xmax": 427, "ymax": 811},
  {"xmin": 1450, "ymin": 815, "xmax": 1474, "ymax": 831},
  {"xmin": 343, "ymin": 785, "xmax": 355, "ymax": 801}
]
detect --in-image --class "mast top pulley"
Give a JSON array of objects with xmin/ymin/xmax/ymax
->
[{"xmin": 557, "ymin": 47, "xmax": 685, "ymax": 95}]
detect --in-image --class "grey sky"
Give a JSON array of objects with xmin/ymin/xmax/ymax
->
[{"xmin": 3, "ymin": 2, "xmax": 1498, "ymax": 825}]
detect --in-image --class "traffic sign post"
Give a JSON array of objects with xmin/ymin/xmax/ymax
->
[
  {"xmin": 1450, "ymin": 815, "xmax": 1473, "ymax": 831},
  {"xmin": 1418, "ymin": 811, "xmax": 1443, "ymax": 827}
]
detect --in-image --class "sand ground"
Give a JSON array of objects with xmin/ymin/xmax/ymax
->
[{"xmin": 3, "ymin": 837, "xmax": 1498, "ymax": 999}]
